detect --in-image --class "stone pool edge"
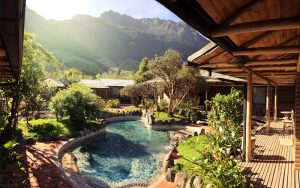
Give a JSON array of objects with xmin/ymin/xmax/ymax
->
[
  {"xmin": 56, "ymin": 116, "xmax": 145, "ymax": 188},
  {"xmin": 56, "ymin": 115, "xmax": 204, "ymax": 187}
]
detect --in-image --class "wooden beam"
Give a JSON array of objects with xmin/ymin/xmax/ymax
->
[
  {"xmin": 212, "ymin": 17, "xmax": 300, "ymax": 37},
  {"xmin": 221, "ymin": 0, "xmax": 264, "ymax": 26},
  {"xmin": 297, "ymin": 54, "xmax": 300, "ymax": 72},
  {"xmin": 201, "ymin": 63, "xmax": 238, "ymax": 68},
  {"xmin": 246, "ymin": 71, "xmax": 253, "ymax": 162},
  {"xmin": 244, "ymin": 58, "xmax": 297, "ymax": 67},
  {"xmin": 212, "ymin": 68, "xmax": 243, "ymax": 73},
  {"xmin": 252, "ymin": 66, "xmax": 296, "ymax": 71},
  {"xmin": 266, "ymin": 81, "xmax": 271, "ymax": 130},
  {"xmin": 0, "ymin": 49, "xmax": 7, "ymax": 57},
  {"xmin": 0, "ymin": 60, "xmax": 10, "ymax": 66},
  {"xmin": 233, "ymin": 46, "xmax": 300, "ymax": 56}
]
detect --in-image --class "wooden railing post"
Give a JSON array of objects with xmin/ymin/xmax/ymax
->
[
  {"xmin": 266, "ymin": 81, "xmax": 271, "ymax": 130},
  {"xmin": 246, "ymin": 71, "xmax": 253, "ymax": 162},
  {"xmin": 274, "ymin": 85, "xmax": 278, "ymax": 122}
]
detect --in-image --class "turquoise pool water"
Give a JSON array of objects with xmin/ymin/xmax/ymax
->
[{"xmin": 72, "ymin": 120, "xmax": 169, "ymax": 187}]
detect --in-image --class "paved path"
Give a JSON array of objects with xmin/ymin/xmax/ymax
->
[{"xmin": 17, "ymin": 141, "xmax": 71, "ymax": 188}]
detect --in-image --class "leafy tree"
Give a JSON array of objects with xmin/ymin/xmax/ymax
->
[
  {"xmin": 0, "ymin": 32, "xmax": 59, "ymax": 142},
  {"xmin": 97, "ymin": 67, "xmax": 135, "ymax": 80},
  {"xmin": 49, "ymin": 83, "xmax": 102, "ymax": 128},
  {"xmin": 135, "ymin": 57, "xmax": 152, "ymax": 83},
  {"xmin": 149, "ymin": 49, "xmax": 205, "ymax": 115},
  {"xmin": 120, "ymin": 83, "xmax": 155, "ymax": 107},
  {"xmin": 60, "ymin": 68, "xmax": 84, "ymax": 86}
]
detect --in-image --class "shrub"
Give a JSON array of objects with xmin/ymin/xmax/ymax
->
[
  {"xmin": 29, "ymin": 119, "xmax": 70, "ymax": 139},
  {"xmin": 49, "ymin": 83, "xmax": 102, "ymax": 128},
  {"xmin": 158, "ymin": 99, "xmax": 168, "ymax": 112},
  {"xmin": 106, "ymin": 99, "xmax": 120, "ymax": 108},
  {"xmin": 19, "ymin": 119, "xmax": 70, "ymax": 139},
  {"xmin": 206, "ymin": 88, "xmax": 243, "ymax": 156}
]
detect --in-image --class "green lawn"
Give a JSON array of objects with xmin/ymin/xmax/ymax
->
[
  {"xmin": 18, "ymin": 119, "xmax": 72, "ymax": 140},
  {"xmin": 175, "ymin": 135, "xmax": 208, "ymax": 172},
  {"xmin": 18, "ymin": 118, "xmax": 103, "ymax": 140}
]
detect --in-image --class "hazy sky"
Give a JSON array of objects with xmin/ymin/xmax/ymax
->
[{"xmin": 26, "ymin": 0, "xmax": 181, "ymax": 21}]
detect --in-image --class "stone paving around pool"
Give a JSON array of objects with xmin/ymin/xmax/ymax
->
[{"xmin": 17, "ymin": 141, "xmax": 71, "ymax": 188}]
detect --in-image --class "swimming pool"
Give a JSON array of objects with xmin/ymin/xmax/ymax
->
[{"xmin": 72, "ymin": 120, "xmax": 170, "ymax": 187}]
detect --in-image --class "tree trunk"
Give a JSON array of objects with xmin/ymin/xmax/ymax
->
[{"xmin": 1, "ymin": 94, "xmax": 20, "ymax": 143}]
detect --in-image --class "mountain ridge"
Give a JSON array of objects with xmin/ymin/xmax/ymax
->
[{"xmin": 25, "ymin": 7, "xmax": 208, "ymax": 75}]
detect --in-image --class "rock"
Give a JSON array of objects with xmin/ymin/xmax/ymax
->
[
  {"xmin": 26, "ymin": 138, "xmax": 36, "ymax": 145},
  {"xmin": 59, "ymin": 135, "xmax": 68, "ymax": 141},
  {"xmin": 162, "ymin": 152, "xmax": 171, "ymax": 173},
  {"xmin": 79, "ymin": 131, "xmax": 84, "ymax": 137},
  {"xmin": 196, "ymin": 120, "xmax": 202, "ymax": 125},
  {"xmin": 165, "ymin": 168, "xmax": 174, "ymax": 182},
  {"xmin": 194, "ymin": 132, "xmax": 198, "ymax": 136},
  {"xmin": 174, "ymin": 172, "xmax": 187, "ymax": 188},
  {"xmin": 155, "ymin": 120, "xmax": 163, "ymax": 126},
  {"xmin": 200, "ymin": 128, "xmax": 206, "ymax": 135},
  {"xmin": 169, "ymin": 119, "xmax": 176, "ymax": 125},
  {"xmin": 84, "ymin": 128, "xmax": 90, "ymax": 135},
  {"xmin": 193, "ymin": 177, "xmax": 203, "ymax": 188},
  {"xmin": 185, "ymin": 178, "xmax": 192, "ymax": 188}
]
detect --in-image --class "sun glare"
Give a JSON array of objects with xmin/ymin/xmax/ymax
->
[{"xmin": 27, "ymin": 0, "xmax": 87, "ymax": 20}]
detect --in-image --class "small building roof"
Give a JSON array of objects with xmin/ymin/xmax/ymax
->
[
  {"xmin": 44, "ymin": 78, "xmax": 65, "ymax": 88},
  {"xmin": 99, "ymin": 79, "xmax": 135, "ymax": 87},
  {"xmin": 80, "ymin": 79, "xmax": 134, "ymax": 89}
]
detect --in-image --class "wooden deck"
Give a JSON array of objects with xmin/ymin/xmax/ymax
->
[{"xmin": 242, "ymin": 121, "xmax": 300, "ymax": 188}]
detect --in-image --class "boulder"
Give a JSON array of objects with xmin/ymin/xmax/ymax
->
[
  {"xmin": 193, "ymin": 177, "xmax": 203, "ymax": 188},
  {"xmin": 165, "ymin": 168, "xmax": 175, "ymax": 182},
  {"xmin": 174, "ymin": 172, "xmax": 187, "ymax": 188},
  {"xmin": 162, "ymin": 152, "xmax": 171, "ymax": 173},
  {"xmin": 169, "ymin": 119, "xmax": 176, "ymax": 125},
  {"xmin": 58, "ymin": 135, "xmax": 68, "ymax": 141},
  {"xmin": 155, "ymin": 120, "xmax": 163, "ymax": 126},
  {"xmin": 26, "ymin": 138, "xmax": 36, "ymax": 145},
  {"xmin": 185, "ymin": 178, "xmax": 193, "ymax": 188}
]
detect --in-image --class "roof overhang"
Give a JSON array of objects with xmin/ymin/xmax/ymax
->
[
  {"xmin": 0, "ymin": 0, "xmax": 26, "ymax": 79},
  {"xmin": 157, "ymin": 0, "xmax": 300, "ymax": 86}
]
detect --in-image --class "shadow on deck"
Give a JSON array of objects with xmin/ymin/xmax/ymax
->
[{"xmin": 242, "ymin": 121, "xmax": 300, "ymax": 188}]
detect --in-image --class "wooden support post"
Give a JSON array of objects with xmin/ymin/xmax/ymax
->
[
  {"xmin": 242, "ymin": 83, "xmax": 247, "ymax": 161},
  {"xmin": 266, "ymin": 81, "xmax": 271, "ymax": 130},
  {"xmin": 274, "ymin": 85, "xmax": 278, "ymax": 122},
  {"xmin": 246, "ymin": 71, "xmax": 253, "ymax": 162},
  {"xmin": 205, "ymin": 88, "xmax": 208, "ymax": 113}
]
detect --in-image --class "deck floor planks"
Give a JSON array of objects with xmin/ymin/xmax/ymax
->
[
  {"xmin": 251, "ymin": 133, "xmax": 274, "ymax": 185},
  {"xmin": 265, "ymin": 128, "xmax": 284, "ymax": 188},
  {"xmin": 256, "ymin": 132, "xmax": 277, "ymax": 187},
  {"xmin": 242, "ymin": 122, "xmax": 299, "ymax": 188}
]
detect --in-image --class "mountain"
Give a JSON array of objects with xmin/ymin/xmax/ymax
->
[{"xmin": 25, "ymin": 8, "xmax": 208, "ymax": 75}]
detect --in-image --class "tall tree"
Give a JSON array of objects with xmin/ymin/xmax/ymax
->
[
  {"xmin": 135, "ymin": 57, "xmax": 152, "ymax": 83},
  {"xmin": 0, "ymin": 32, "xmax": 59, "ymax": 141},
  {"xmin": 149, "ymin": 49, "xmax": 205, "ymax": 115},
  {"xmin": 61, "ymin": 68, "xmax": 84, "ymax": 86}
]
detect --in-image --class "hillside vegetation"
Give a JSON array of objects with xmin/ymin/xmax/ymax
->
[{"xmin": 25, "ymin": 8, "xmax": 208, "ymax": 75}]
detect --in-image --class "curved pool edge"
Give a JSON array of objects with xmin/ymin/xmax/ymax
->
[{"xmin": 56, "ymin": 116, "xmax": 147, "ymax": 188}]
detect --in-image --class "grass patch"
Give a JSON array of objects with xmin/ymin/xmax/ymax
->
[
  {"xmin": 18, "ymin": 119, "xmax": 71, "ymax": 139},
  {"xmin": 153, "ymin": 111, "xmax": 182, "ymax": 122},
  {"xmin": 175, "ymin": 135, "xmax": 208, "ymax": 172},
  {"xmin": 153, "ymin": 111, "xmax": 173, "ymax": 121},
  {"xmin": 122, "ymin": 105, "xmax": 140, "ymax": 111}
]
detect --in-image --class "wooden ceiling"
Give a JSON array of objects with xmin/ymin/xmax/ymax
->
[
  {"xmin": 157, "ymin": 0, "xmax": 300, "ymax": 86},
  {"xmin": 0, "ymin": 0, "xmax": 26, "ymax": 79}
]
